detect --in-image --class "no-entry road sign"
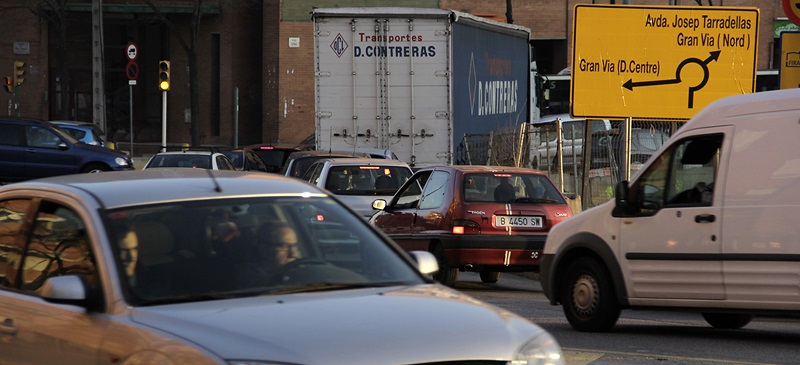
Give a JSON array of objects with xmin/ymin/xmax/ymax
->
[{"xmin": 571, "ymin": 5, "xmax": 759, "ymax": 120}]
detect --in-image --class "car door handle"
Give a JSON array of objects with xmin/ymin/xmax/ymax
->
[
  {"xmin": 694, "ymin": 214, "xmax": 716, "ymax": 223},
  {"xmin": 0, "ymin": 318, "xmax": 18, "ymax": 336}
]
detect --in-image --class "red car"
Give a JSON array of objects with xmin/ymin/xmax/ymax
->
[{"xmin": 370, "ymin": 165, "xmax": 573, "ymax": 286}]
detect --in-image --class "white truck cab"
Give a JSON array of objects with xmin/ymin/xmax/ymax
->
[{"xmin": 541, "ymin": 87, "xmax": 800, "ymax": 332}]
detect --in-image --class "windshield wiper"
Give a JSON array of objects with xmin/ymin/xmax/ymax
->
[
  {"xmin": 514, "ymin": 197, "xmax": 561, "ymax": 204},
  {"xmin": 139, "ymin": 293, "xmax": 237, "ymax": 306},
  {"xmin": 263, "ymin": 281, "xmax": 406, "ymax": 295}
]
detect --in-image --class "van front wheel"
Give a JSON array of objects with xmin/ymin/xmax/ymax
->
[
  {"xmin": 701, "ymin": 313, "xmax": 752, "ymax": 329},
  {"xmin": 561, "ymin": 257, "xmax": 620, "ymax": 332}
]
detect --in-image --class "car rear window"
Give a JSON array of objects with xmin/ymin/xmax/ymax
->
[
  {"xmin": 463, "ymin": 173, "xmax": 566, "ymax": 204},
  {"xmin": 326, "ymin": 165, "xmax": 412, "ymax": 195}
]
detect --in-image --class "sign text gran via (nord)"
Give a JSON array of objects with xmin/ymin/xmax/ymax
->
[{"xmin": 571, "ymin": 5, "xmax": 759, "ymax": 120}]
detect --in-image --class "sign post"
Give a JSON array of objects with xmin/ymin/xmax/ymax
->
[
  {"xmin": 570, "ymin": 5, "xmax": 759, "ymax": 120},
  {"xmin": 126, "ymin": 42, "xmax": 138, "ymax": 156}
]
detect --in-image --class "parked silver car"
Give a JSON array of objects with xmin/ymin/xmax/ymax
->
[{"xmin": 0, "ymin": 169, "xmax": 563, "ymax": 364}]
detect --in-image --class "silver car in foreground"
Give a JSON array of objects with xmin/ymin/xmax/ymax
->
[{"xmin": 0, "ymin": 169, "xmax": 563, "ymax": 365}]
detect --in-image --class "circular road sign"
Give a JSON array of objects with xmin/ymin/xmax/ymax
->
[
  {"xmin": 126, "ymin": 61, "xmax": 139, "ymax": 80},
  {"xmin": 126, "ymin": 42, "xmax": 138, "ymax": 61}
]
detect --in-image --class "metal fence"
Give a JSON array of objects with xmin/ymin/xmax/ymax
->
[{"xmin": 455, "ymin": 119, "xmax": 684, "ymax": 211}]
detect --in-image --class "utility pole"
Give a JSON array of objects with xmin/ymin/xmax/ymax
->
[{"xmin": 92, "ymin": 0, "xmax": 107, "ymax": 134}]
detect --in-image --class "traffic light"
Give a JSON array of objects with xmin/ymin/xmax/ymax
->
[
  {"xmin": 158, "ymin": 60, "xmax": 170, "ymax": 91},
  {"xmin": 12, "ymin": 61, "xmax": 25, "ymax": 87},
  {"xmin": 3, "ymin": 76, "xmax": 12, "ymax": 93}
]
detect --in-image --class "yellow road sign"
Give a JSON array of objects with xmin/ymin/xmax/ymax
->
[
  {"xmin": 571, "ymin": 5, "xmax": 759, "ymax": 120},
  {"xmin": 781, "ymin": 32, "xmax": 800, "ymax": 89}
]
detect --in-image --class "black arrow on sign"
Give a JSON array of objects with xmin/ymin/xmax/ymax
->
[{"xmin": 623, "ymin": 50, "xmax": 721, "ymax": 109}]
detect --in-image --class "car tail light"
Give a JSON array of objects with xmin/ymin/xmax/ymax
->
[{"xmin": 452, "ymin": 219, "xmax": 480, "ymax": 235}]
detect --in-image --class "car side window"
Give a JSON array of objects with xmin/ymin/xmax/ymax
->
[
  {"xmin": 305, "ymin": 163, "xmax": 324, "ymax": 185},
  {"xmin": 0, "ymin": 199, "xmax": 32, "ymax": 289},
  {"xmin": 21, "ymin": 201, "xmax": 97, "ymax": 294},
  {"xmin": 25, "ymin": 125, "xmax": 63, "ymax": 148},
  {"xmin": 216, "ymin": 155, "xmax": 233, "ymax": 170},
  {"xmin": 0, "ymin": 123, "xmax": 23, "ymax": 146},
  {"xmin": 393, "ymin": 171, "xmax": 432, "ymax": 210},
  {"xmin": 419, "ymin": 171, "xmax": 450, "ymax": 210}
]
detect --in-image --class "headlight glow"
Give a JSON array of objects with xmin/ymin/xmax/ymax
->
[{"xmin": 511, "ymin": 331, "xmax": 564, "ymax": 365}]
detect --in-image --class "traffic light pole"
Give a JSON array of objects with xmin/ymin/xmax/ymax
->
[{"xmin": 161, "ymin": 90, "xmax": 167, "ymax": 152}]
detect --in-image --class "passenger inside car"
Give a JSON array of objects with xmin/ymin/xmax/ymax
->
[{"xmin": 494, "ymin": 177, "xmax": 516, "ymax": 203}]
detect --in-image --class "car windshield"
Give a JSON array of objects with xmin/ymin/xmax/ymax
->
[
  {"xmin": 107, "ymin": 196, "xmax": 424, "ymax": 306},
  {"xmin": 324, "ymin": 165, "xmax": 412, "ymax": 195},
  {"xmin": 463, "ymin": 172, "xmax": 566, "ymax": 204},
  {"xmin": 251, "ymin": 149, "xmax": 292, "ymax": 170},
  {"xmin": 146, "ymin": 154, "xmax": 211, "ymax": 169}
]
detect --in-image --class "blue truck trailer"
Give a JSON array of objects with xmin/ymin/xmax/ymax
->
[{"xmin": 313, "ymin": 7, "xmax": 535, "ymax": 168}]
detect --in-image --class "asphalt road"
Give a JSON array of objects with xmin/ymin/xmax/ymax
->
[{"xmin": 456, "ymin": 272, "xmax": 800, "ymax": 365}]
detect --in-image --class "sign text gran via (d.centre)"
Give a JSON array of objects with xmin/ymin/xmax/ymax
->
[{"xmin": 570, "ymin": 5, "xmax": 759, "ymax": 120}]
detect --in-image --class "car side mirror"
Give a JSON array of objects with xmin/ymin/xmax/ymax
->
[
  {"xmin": 409, "ymin": 251, "xmax": 439, "ymax": 275},
  {"xmin": 372, "ymin": 199, "xmax": 387, "ymax": 211},
  {"xmin": 41, "ymin": 275, "xmax": 90, "ymax": 308}
]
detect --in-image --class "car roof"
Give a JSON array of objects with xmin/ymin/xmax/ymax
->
[
  {"xmin": 244, "ymin": 143, "xmax": 301, "ymax": 151},
  {"xmin": 2, "ymin": 169, "xmax": 326, "ymax": 209},
  {"xmin": 287, "ymin": 150, "xmax": 370, "ymax": 158},
  {"xmin": 420, "ymin": 165, "xmax": 548, "ymax": 175},
  {"xmin": 316, "ymin": 158, "xmax": 409, "ymax": 166},
  {"xmin": 153, "ymin": 150, "xmax": 217, "ymax": 156},
  {"xmin": 50, "ymin": 120, "xmax": 97, "ymax": 127}
]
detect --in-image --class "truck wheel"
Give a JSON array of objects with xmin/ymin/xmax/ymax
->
[
  {"xmin": 479, "ymin": 270, "xmax": 499, "ymax": 283},
  {"xmin": 432, "ymin": 244, "xmax": 458, "ymax": 287},
  {"xmin": 561, "ymin": 257, "xmax": 620, "ymax": 332},
  {"xmin": 82, "ymin": 163, "xmax": 110, "ymax": 173},
  {"xmin": 701, "ymin": 313, "xmax": 752, "ymax": 329}
]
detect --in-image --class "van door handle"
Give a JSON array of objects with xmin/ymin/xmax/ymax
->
[{"xmin": 694, "ymin": 214, "xmax": 716, "ymax": 223}]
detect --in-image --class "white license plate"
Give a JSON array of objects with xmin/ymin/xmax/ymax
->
[{"xmin": 494, "ymin": 215, "xmax": 543, "ymax": 228}]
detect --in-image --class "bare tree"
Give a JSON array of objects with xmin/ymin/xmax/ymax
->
[{"xmin": 142, "ymin": 0, "xmax": 203, "ymax": 146}]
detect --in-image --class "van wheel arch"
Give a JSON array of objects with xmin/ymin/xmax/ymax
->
[{"xmin": 551, "ymin": 234, "xmax": 628, "ymax": 307}]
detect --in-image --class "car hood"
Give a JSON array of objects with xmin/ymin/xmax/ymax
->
[
  {"xmin": 130, "ymin": 285, "xmax": 543, "ymax": 364},
  {"xmin": 76, "ymin": 142, "xmax": 130, "ymax": 158}
]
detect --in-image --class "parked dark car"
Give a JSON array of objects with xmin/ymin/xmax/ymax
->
[
  {"xmin": 244, "ymin": 143, "xmax": 301, "ymax": 172},
  {"xmin": 0, "ymin": 117, "xmax": 134, "ymax": 183},
  {"xmin": 370, "ymin": 165, "xmax": 574, "ymax": 286},
  {"xmin": 589, "ymin": 128, "xmax": 670, "ymax": 170}
]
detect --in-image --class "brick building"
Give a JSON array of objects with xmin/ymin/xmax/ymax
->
[{"xmin": 0, "ymin": 0, "xmax": 794, "ymax": 156}]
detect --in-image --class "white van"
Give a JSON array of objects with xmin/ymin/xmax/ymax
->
[{"xmin": 540, "ymin": 88, "xmax": 800, "ymax": 332}]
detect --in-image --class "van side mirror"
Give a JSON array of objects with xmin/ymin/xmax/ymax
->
[{"xmin": 614, "ymin": 180, "xmax": 630, "ymax": 209}]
